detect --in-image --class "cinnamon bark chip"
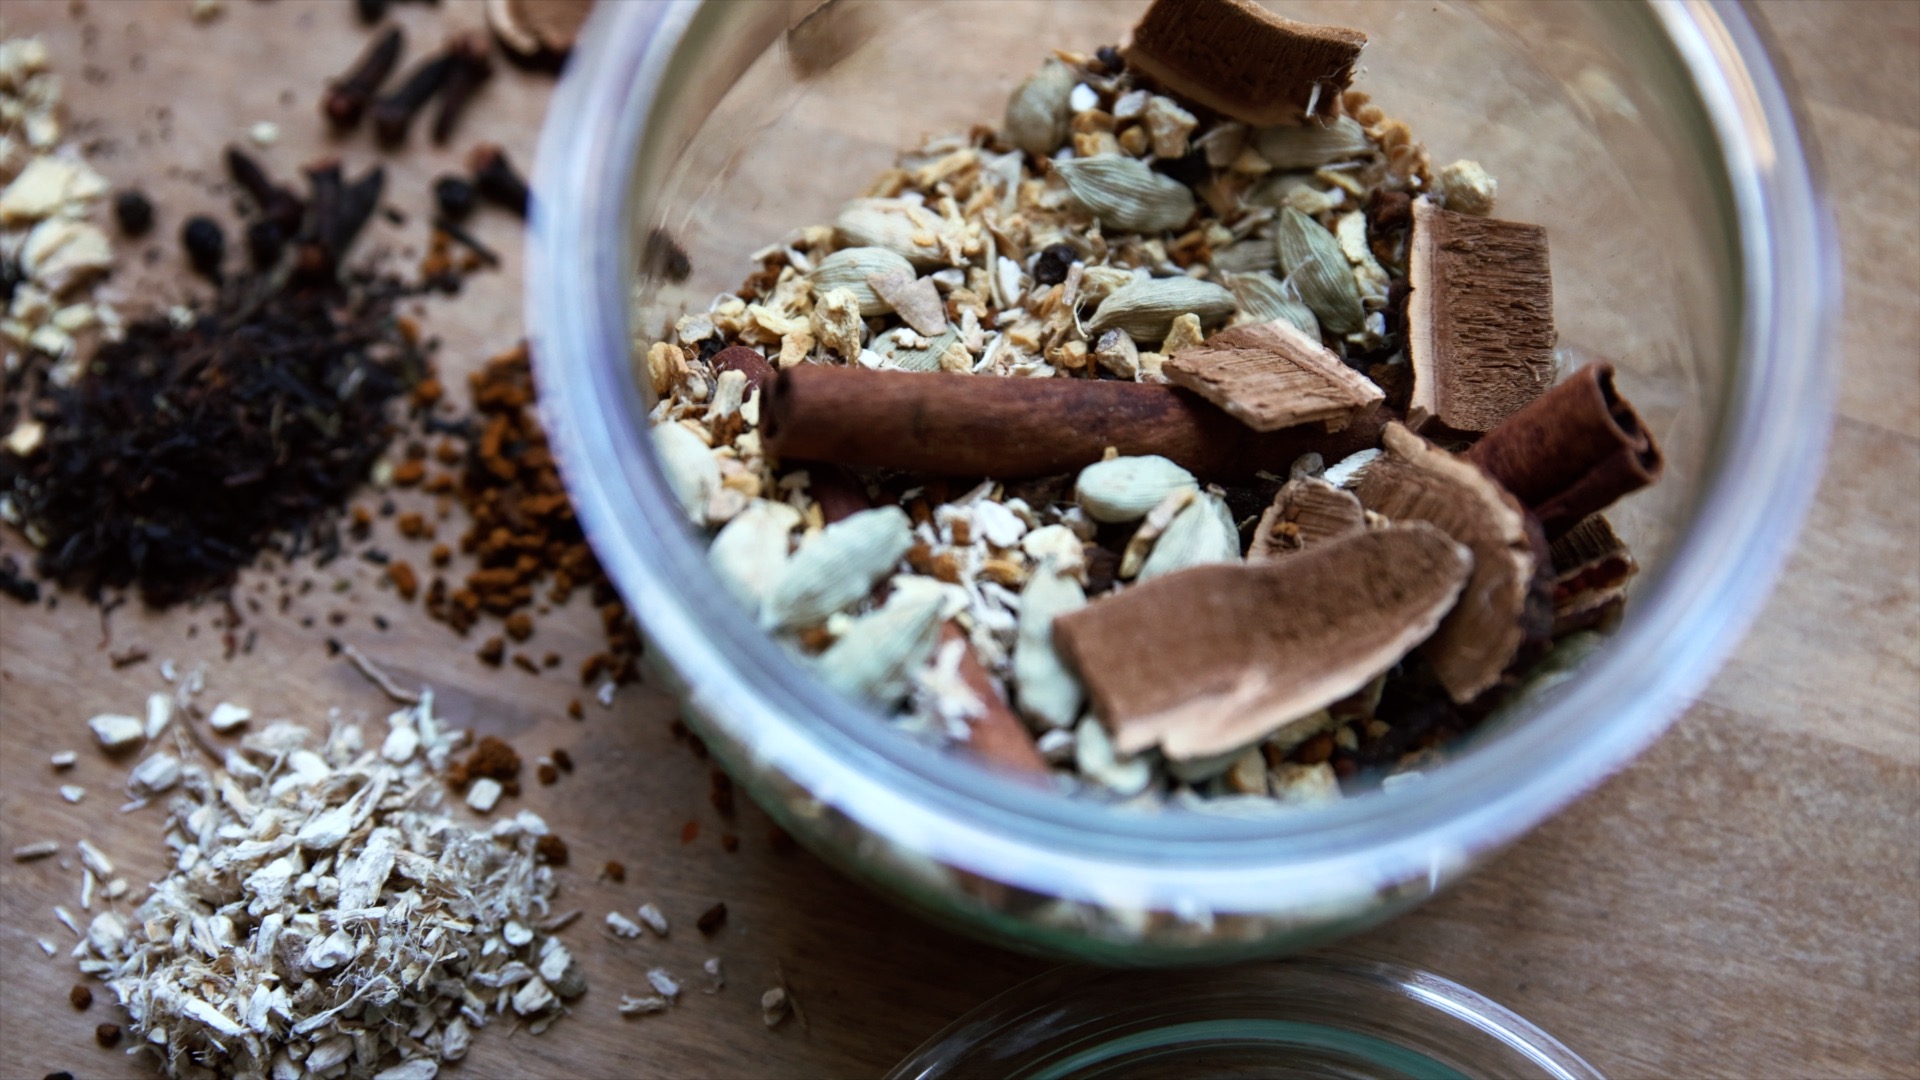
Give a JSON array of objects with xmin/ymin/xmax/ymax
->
[
  {"xmin": 1053, "ymin": 524, "xmax": 1471, "ymax": 760},
  {"xmin": 1164, "ymin": 319, "xmax": 1384, "ymax": 433},
  {"xmin": 1122, "ymin": 0, "xmax": 1367, "ymax": 126},
  {"xmin": 1355, "ymin": 423, "xmax": 1550, "ymax": 704},
  {"xmin": 1466, "ymin": 361, "xmax": 1664, "ymax": 537},
  {"xmin": 940, "ymin": 624, "xmax": 1048, "ymax": 779},
  {"xmin": 1547, "ymin": 513, "xmax": 1637, "ymax": 633},
  {"xmin": 763, "ymin": 366, "xmax": 1391, "ymax": 479},
  {"xmin": 1248, "ymin": 476, "xmax": 1366, "ymax": 560},
  {"xmin": 1406, "ymin": 198, "xmax": 1557, "ymax": 433}
]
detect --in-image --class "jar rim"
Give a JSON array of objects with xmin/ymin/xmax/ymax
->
[
  {"xmin": 883, "ymin": 950, "xmax": 1606, "ymax": 1080},
  {"xmin": 526, "ymin": 0, "xmax": 1836, "ymax": 912}
]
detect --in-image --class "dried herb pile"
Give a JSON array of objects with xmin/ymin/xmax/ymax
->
[{"xmin": 1, "ymin": 269, "xmax": 429, "ymax": 606}]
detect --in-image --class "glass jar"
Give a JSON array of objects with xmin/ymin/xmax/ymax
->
[
  {"xmin": 886, "ymin": 952, "xmax": 1604, "ymax": 1079},
  {"xmin": 527, "ymin": 0, "xmax": 1835, "ymax": 962}
]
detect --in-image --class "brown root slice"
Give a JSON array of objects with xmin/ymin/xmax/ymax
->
[
  {"xmin": 1466, "ymin": 361, "xmax": 1664, "ymax": 537},
  {"xmin": 1248, "ymin": 477, "xmax": 1366, "ymax": 560},
  {"xmin": 1053, "ymin": 524, "xmax": 1470, "ymax": 760},
  {"xmin": 1356, "ymin": 423, "xmax": 1550, "ymax": 704},
  {"xmin": 1123, "ymin": 0, "xmax": 1367, "ymax": 126},
  {"xmin": 1548, "ymin": 513, "xmax": 1638, "ymax": 628},
  {"xmin": 1406, "ymin": 198, "xmax": 1557, "ymax": 434},
  {"xmin": 940, "ymin": 624, "xmax": 1049, "ymax": 779},
  {"xmin": 1164, "ymin": 319, "xmax": 1384, "ymax": 433},
  {"xmin": 763, "ymin": 366, "xmax": 1390, "ymax": 480}
]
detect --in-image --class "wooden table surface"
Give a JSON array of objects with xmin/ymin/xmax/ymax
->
[{"xmin": 1, "ymin": 2, "xmax": 1914, "ymax": 1078}]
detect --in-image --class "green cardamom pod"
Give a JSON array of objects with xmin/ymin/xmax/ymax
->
[
  {"xmin": 1054, "ymin": 154, "xmax": 1196, "ymax": 235},
  {"xmin": 1274, "ymin": 207, "xmax": 1365, "ymax": 335}
]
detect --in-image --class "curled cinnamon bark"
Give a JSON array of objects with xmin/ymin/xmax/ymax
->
[
  {"xmin": 1467, "ymin": 362, "xmax": 1662, "ymax": 537},
  {"xmin": 763, "ymin": 367, "xmax": 1390, "ymax": 479}
]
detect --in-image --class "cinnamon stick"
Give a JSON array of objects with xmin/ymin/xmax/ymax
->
[
  {"xmin": 1466, "ymin": 362, "xmax": 1662, "ymax": 537},
  {"xmin": 763, "ymin": 367, "xmax": 1391, "ymax": 479}
]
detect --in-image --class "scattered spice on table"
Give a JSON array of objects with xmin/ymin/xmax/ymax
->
[
  {"xmin": 638, "ymin": 0, "xmax": 1663, "ymax": 807},
  {"xmin": 61, "ymin": 679, "xmax": 586, "ymax": 1077}
]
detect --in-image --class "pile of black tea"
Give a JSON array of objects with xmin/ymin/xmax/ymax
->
[{"xmin": 1, "ymin": 275, "xmax": 431, "ymax": 607}]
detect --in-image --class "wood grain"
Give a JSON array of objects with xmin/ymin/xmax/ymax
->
[{"xmin": 1, "ymin": 2, "xmax": 1916, "ymax": 1078}]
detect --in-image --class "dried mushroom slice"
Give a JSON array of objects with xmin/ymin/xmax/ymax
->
[
  {"xmin": 1355, "ymin": 422, "xmax": 1548, "ymax": 703},
  {"xmin": 1123, "ymin": 0, "xmax": 1367, "ymax": 126},
  {"xmin": 1248, "ymin": 476, "xmax": 1367, "ymax": 559},
  {"xmin": 1053, "ymin": 524, "xmax": 1471, "ymax": 760},
  {"xmin": 1406, "ymin": 198, "xmax": 1556, "ymax": 433},
  {"xmin": 1163, "ymin": 319, "xmax": 1384, "ymax": 433}
]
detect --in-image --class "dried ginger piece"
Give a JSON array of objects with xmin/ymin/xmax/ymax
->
[{"xmin": 70, "ymin": 689, "xmax": 584, "ymax": 1078}]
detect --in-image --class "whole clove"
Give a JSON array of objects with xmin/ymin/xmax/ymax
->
[
  {"xmin": 433, "ymin": 174, "xmax": 476, "ymax": 221},
  {"xmin": 468, "ymin": 143, "xmax": 528, "ymax": 216},
  {"xmin": 226, "ymin": 147, "xmax": 305, "ymax": 267},
  {"xmin": 294, "ymin": 160, "xmax": 345, "ymax": 278},
  {"xmin": 324, "ymin": 26, "xmax": 405, "ymax": 130},
  {"xmin": 334, "ymin": 166, "xmax": 388, "ymax": 260},
  {"xmin": 355, "ymin": 0, "xmax": 389, "ymax": 23},
  {"xmin": 290, "ymin": 162, "xmax": 384, "ymax": 281},
  {"xmin": 431, "ymin": 33, "xmax": 494, "ymax": 145},
  {"xmin": 181, "ymin": 215, "xmax": 225, "ymax": 281},
  {"xmin": 371, "ymin": 48, "xmax": 454, "ymax": 147},
  {"xmin": 112, "ymin": 190, "xmax": 153, "ymax": 237},
  {"xmin": 431, "ymin": 217, "xmax": 500, "ymax": 267}
]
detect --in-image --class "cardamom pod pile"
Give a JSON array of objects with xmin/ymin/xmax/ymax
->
[{"xmin": 641, "ymin": 0, "xmax": 1659, "ymax": 808}]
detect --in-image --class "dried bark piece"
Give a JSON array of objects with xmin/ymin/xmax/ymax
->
[
  {"xmin": 1406, "ymin": 198, "xmax": 1556, "ymax": 433},
  {"xmin": 1248, "ymin": 476, "xmax": 1366, "ymax": 559},
  {"xmin": 1123, "ymin": 0, "xmax": 1367, "ymax": 126},
  {"xmin": 1054, "ymin": 524, "xmax": 1470, "ymax": 760},
  {"xmin": 1548, "ymin": 513, "xmax": 1637, "ymax": 633},
  {"xmin": 1466, "ymin": 361, "xmax": 1664, "ymax": 537},
  {"xmin": 940, "ymin": 625, "xmax": 1048, "ymax": 778},
  {"xmin": 487, "ymin": 0, "xmax": 595, "ymax": 60},
  {"xmin": 1163, "ymin": 319, "xmax": 1383, "ymax": 432},
  {"xmin": 1355, "ymin": 423, "xmax": 1548, "ymax": 703}
]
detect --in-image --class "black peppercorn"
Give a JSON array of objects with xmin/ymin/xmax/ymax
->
[
  {"xmin": 181, "ymin": 215, "xmax": 225, "ymax": 281},
  {"xmin": 1032, "ymin": 242, "xmax": 1077, "ymax": 286},
  {"xmin": 113, "ymin": 190, "xmax": 154, "ymax": 237},
  {"xmin": 1094, "ymin": 45, "xmax": 1125, "ymax": 74},
  {"xmin": 433, "ymin": 175, "xmax": 476, "ymax": 221}
]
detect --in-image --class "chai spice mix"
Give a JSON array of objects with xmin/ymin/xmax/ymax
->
[{"xmin": 640, "ymin": 0, "xmax": 1663, "ymax": 804}]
